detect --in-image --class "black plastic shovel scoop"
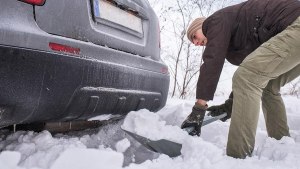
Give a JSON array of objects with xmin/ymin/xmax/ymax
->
[{"xmin": 123, "ymin": 113, "xmax": 227, "ymax": 157}]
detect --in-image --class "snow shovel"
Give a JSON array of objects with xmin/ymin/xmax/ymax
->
[{"xmin": 123, "ymin": 112, "xmax": 227, "ymax": 157}]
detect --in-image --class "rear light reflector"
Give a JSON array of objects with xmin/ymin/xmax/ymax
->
[
  {"xmin": 18, "ymin": 0, "xmax": 46, "ymax": 6},
  {"xmin": 161, "ymin": 67, "xmax": 169, "ymax": 74},
  {"xmin": 49, "ymin": 43, "xmax": 80, "ymax": 55}
]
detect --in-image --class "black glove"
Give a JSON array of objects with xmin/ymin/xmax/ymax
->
[
  {"xmin": 181, "ymin": 103, "xmax": 207, "ymax": 136},
  {"xmin": 207, "ymin": 98, "xmax": 233, "ymax": 122}
]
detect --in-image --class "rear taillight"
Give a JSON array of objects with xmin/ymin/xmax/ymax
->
[
  {"xmin": 161, "ymin": 67, "xmax": 169, "ymax": 74},
  {"xmin": 18, "ymin": 0, "xmax": 46, "ymax": 6},
  {"xmin": 49, "ymin": 43, "xmax": 80, "ymax": 55}
]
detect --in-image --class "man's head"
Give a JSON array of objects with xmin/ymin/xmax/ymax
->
[{"xmin": 187, "ymin": 17, "xmax": 207, "ymax": 46}]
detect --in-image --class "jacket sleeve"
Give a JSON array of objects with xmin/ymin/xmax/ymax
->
[{"xmin": 196, "ymin": 14, "xmax": 232, "ymax": 100}]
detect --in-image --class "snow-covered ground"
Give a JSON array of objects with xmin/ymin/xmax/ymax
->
[{"xmin": 0, "ymin": 96, "xmax": 299, "ymax": 169}]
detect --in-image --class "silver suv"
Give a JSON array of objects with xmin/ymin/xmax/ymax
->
[{"xmin": 0, "ymin": 0, "xmax": 169, "ymax": 128}]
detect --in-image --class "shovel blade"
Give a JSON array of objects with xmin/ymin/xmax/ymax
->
[{"xmin": 123, "ymin": 129, "xmax": 182, "ymax": 157}]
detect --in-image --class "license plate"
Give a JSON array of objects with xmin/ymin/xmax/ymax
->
[{"xmin": 93, "ymin": 0, "xmax": 143, "ymax": 34}]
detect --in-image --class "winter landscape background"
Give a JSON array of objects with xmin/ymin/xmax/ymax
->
[{"xmin": 1, "ymin": 0, "xmax": 300, "ymax": 169}]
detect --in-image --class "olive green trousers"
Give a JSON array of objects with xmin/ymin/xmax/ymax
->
[{"xmin": 227, "ymin": 16, "xmax": 300, "ymax": 158}]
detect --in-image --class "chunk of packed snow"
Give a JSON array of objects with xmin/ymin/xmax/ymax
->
[
  {"xmin": 121, "ymin": 109, "xmax": 189, "ymax": 143},
  {"xmin": 115, "ymin": 138, "xmax": 130, "ymax": 153}
]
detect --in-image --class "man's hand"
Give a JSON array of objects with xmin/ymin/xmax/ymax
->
[
  {"xmin": 207, "ymin": 98, "xmax": 233, "ymax": 122},
  {"xmin": 181, "ymin": 103, "xmax": 207, "ymax": 136}
]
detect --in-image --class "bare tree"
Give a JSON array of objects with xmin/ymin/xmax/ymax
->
[
  {"xmin": 169, "ymin": 0, "xmax": 199, "ymax": 98},
  {"xmin": 179, "ymin": 43, "xmax": 201, "ymax": 99},
  {"xmin": 286, "ymin": 78, "xmax": 300, "ymax": 98}
]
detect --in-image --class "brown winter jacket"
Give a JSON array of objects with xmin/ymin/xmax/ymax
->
[{"xmin": 197, "ymin": 0, "xmax": 300, "ymax": 100}]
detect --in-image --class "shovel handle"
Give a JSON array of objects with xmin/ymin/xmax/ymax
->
[{"xmin": 182, "ymin": 112, "xmax": 227, "ymax": 134}]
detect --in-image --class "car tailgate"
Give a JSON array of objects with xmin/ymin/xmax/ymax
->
[{"xmin": 34, "ymin": 0, "xmax": 160, "ymax": 60}]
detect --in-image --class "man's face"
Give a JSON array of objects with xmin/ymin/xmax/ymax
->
[{"xmin": 192, "ymin": 29, "xmax": 207, "ymax": 46}]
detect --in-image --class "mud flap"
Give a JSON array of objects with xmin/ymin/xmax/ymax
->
[{"xmin": 123, "ymin": 113, "xmax": 227, "ymax": 157}]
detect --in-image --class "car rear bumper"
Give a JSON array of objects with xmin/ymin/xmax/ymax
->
[{"xmin": 0, "ymin": 44, "xmax": 169, "ymax": 127}]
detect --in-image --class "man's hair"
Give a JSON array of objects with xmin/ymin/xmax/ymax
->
[{"xmin": 187, "ymin": 17, "xmax": 206, "ymax": 42}]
